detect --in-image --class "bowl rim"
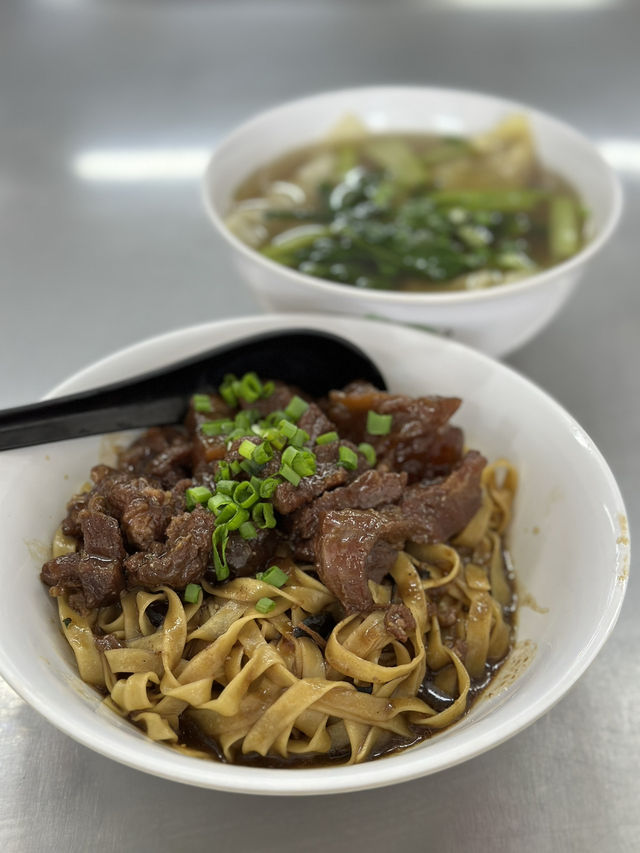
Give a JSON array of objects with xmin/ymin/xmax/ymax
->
[
  {"xmin": 202, "ymin": 84, "xmax": 623, "ymax": 306},
  {"xmin": 0, "ymin": 313, "xmax": 630, "ymax": 795}
]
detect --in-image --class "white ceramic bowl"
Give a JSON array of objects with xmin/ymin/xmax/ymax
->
[
  {"xmin": 203, "ymin": 86, "xmax": 622, "ymax": 357},
  {"xmin": 0, "ymin": 314, "xmax": 629, "ymax": 794}
]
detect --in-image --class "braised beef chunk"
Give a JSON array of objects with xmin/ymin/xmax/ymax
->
[
  {"xmin": 384, "ymin": 604, "xmax": 416, "ymax": 643},
  {"xmin": 118, "ymin": 426, "xmax": 192, "ymax": 488},
  {"xmin": 398, "ymin": 450, "xmax": 486, "ymax": 544},
  {"xmin": 314, "ymin": 452, "xmax": 486, "ymax": 614},
  {"xmin": 94, "ymin": 633, "xmax": 124, "ymax": 652},
  {"xmin": 125, "ymin": 507, "xmax": 215, "ymax": 589},
  {"xmin": 92, "ymin": 467, "xmax": 175, "ymax": 550},
  {"xmin": 41, "ymin": 507, "xmax": 127, "ymax": 613},
  {"xmin": 324, "ymin": 381, "xmax": 463, "ymax": 482},
  {"xmin": 297, "ymin": 402, "xmax": 336, "ymax": 443},
  {"xmin": 225, "ymin": 528, "xmax": 280, "ymax": 578},
  {"xmin": 79, "ymin": 510, "xmax": 125, "ymax": 561},
  {"xmin": 291, "ymin": 470, "xmax": 408, "ymax": 540},
  {"xmin": 41, "ymin": 553, "xmax": 125, "ymax": 613},
  {"xmin": 315, "ymin": 509, "xmax": 402, "ymax": 614}
]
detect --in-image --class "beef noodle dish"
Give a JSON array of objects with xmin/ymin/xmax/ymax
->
[{"xmin": 41, "ymin": 374, "xmax": 517, "ymax": 766}]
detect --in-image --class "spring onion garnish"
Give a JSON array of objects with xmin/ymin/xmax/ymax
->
[
  {"xmin": 279, "ymin": 464, "xmax": 301, "ymax": 487},
  {"xmin": 366, "ymin": 410, "xmax": 393, "ymax": 435},
  {"xmin": 284, "ymin": 395, "xmax": 309, "ymax": 422},
  {"xmin": 316, "ymin": 431, "xmax": 338, "ymax": 445},
  {"xmin": 192, "ymin": 394, "xmax": 213, "ymax": 413},
  {"xmin": 185, "ymin": 486, "xmax": 213, "ymax": 511},
  {"xmin": 358, "ymin": 442, "xmax": 377, "ymax": 467},
  {"xmin": 238, "ymin": 439, "xmax": 257, "ymax": 459},
  {"xmin": 239, "ymin": 521, "xmax": 257, "ymax": 540},
  {"xmin": 338, "ymin": 445, "xmax": 358, "ymax": 470},
  {"xmin": 259, "ymin": 478, "xmax": 279, "ymax": 499},
  {"xmin": 255, "ymin": 597, "xmax": 276, "ymax": 614},
  {"xmin": 227, "ymin": 507, "xmax": 249, "ymax": 531},
  {"xmin": 252, "ymin": 441, "xmax": 273, "ymax": 465},
  {"xmin": 233, "ymin": 480, "xmax": 259, "ymax": 508},
  {"xmin": 215, "ymin": 479, "xmax": 236, "ymax": 496},
  {"xmin": 259, "ymin": 565, "xmax": 289, "ymax": 588},
  {"xmin": 219, "ymin": 372, "xmax": 275, "ymax": 407},
  {"xmin": 200, "ymin": 419, "xmax": 234, "ymax": 437},
  {"xmin": 212, "ymin": 525, "xmax": 230, "ymax": 581},
  {"xmin": 215, "ymin": 502, "xmax": 238, "ymax": 525},
  {"xmin": 184, "ymin": 583, "xmax": 201, "ymax": 604},
  {"xmin": 252, "ymin": 501, "xmax": 277, "ymax": 529}
]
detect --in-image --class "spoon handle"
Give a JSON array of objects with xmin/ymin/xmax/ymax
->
[{"xmin": 0, "ymin": 330, "xmax": 386, "ymax": 450}]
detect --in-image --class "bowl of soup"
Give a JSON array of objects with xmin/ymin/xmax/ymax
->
[
  {"xmin": 0, "ymin": 313, "xmax": 629, "ymax": 794},
  {"xmin": 203, "ymin": 86, "xmax": 622, "ymax": 356}
]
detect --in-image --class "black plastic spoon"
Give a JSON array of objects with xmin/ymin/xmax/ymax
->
[{"xmin": 0, "ymin": 329, "xmax": 386, "ymax": 451}]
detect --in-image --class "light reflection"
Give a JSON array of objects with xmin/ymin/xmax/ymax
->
[
  {"xmin": 448, "ymin": 0, "xmax": 615, "ymax": 9},
  {"xmin": 74, "ymin": 148, "xmax": 210, "ymax": 182},
  {"xmin": 598, "ymin": 139, "xmax": 640, "ymax": 175}
]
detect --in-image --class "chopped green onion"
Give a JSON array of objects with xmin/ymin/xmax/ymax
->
[
  {"xmin": 215, "ymin": 479, "xmax": 236, "ymax": 496},
  {"xmin": 229, "ymin": 461, "xmax": 242, "ymax": 476},
  {"xmin": 358, "ymin": 442, "xmax": 377, "ymax": 467},
  {"xmin": 316, "ymin": 431, "xmax": 338, "ymax": 445},
  {"xmin": 192, "ymin": 394, "xmax": 213, "ymax": 413},
  {"xmin": 184, "ymin": 583, "xmax": 201, "ymax": 604},
  {"xmin": 238, "ymin": 439, "xmax": 257, "ymax": 459},
  {"xmin": 253, "ymin": 441, "xmax": 273, "ymax": 465},
  {"xmin": 252, "ymin": 501, "xmax": 277, "ymax": 529},
  {"xmin": 262, "ymin": 380, "xmax": 275, "ymax": 397},
  {"xmin": 261, "ymin": 426, "xmax": 287, "ymax": 450},
  {"xmin": 290, "ymin": 427, "xmax": 310, "ymax": 448},
  {"xmin": 366, "ymin": 410, "xmax": 393, "ymax": 435},
  {"xmin": 239, "ymin": 521, "xmax": 258, "ymax": 540},
  {"xmin": 239, "ymin": 459, "xmax": 261, "ymax": 477},
  {"xmin": 185, "ymin": 486, "xmax": 213, "ymax": 511},
  {"xmin": 227, "ymin": 507, "xmax": 249, "ymax": 531},
  {"xmin": 215, "ymin": 502, "xmax": 238, "ymax": 525},
  {"xmin": 239, "ymin": 372, "xmax": 263, "ymax": 403},
  {"xmin": 212, "ymin": 525, "xmax": 229, "ymax": 581},
  {"xmin": 281, "ymin": 445, "xmax": 298, "ymax": 467},
  {"xmin": 255, "ymin": 597, "xmax": 276, "ymax": 614},
  {"xmin": 208, "ymin": 492, "xmax": 234, "ymax": 513},
  {"xmin": 259, "ymin": 478, "xmax": 279, "ymax": 499},
  {"xmin": 234, "ymin": 410, "xmax": 256, "ymax": 432},
  {"xmin": 219, "ymin": 374, "xmax": 238, "ymax": 408},
  {"xmin": 279, "ymin": 419, "xmax": 298, "ymax": 441},
  {"xmin": 338, "ymin": 445, "xmax": 358, "ymax": 470},
  {"xmin": 260, "ymin": 565, "xmax": 288, "ymax": 588},
  {"xmin": 200, "ymin": 419, "xmax": 234, "ymax": 437},
  {"xmin": 233, "ymin": 481, "xmax": 259, "ymax": 509},
  {"xmin": 216, "ymin": 461, "xmax": 232, "ymax": 481},
  {"xmin": 279, "ymin": 463, "xmax": 301, "ymax": 487},
  {"xmin": 292, "ymin": 449, "xmax": 316, "ymax": 477},
  {"xmin": 284, "ymin": 395, "xmax": 309, "ymax": 422}
]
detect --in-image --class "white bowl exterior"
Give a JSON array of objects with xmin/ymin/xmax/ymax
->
[
  {"xmin": 204, "ymin": 87, "xmax": 621, "ymax": 357},
  {"xmin": 0, "ymin": 314, "xmax": 629, "ymax": 795}
]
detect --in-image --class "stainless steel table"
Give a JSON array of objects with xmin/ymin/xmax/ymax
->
[{"xmin": 1, "ymin": 1, "xmax": 638, "ymax": 850}]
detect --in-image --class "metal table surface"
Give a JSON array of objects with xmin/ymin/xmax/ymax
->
[{"xmin": 1, "ymin": 1, "xmax": 638, "ymax": 850}]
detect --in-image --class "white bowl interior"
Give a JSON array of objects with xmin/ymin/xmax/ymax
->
[{"xmin": 0, "ymin": 314, "xmax": 628, "ymax": 794}]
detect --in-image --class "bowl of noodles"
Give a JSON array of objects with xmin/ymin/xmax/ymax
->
[
  {"xmin": 0, "ymin": 314, "xmax": 629, "ymax": 794},
  {"xmin": 203, "ymin": 86, "xmax": 622, "ymax": 357}
]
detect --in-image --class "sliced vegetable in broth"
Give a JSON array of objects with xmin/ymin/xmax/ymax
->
[{"xmin": 226, "ymin": 116, "xmax": 586, "ymax": 292}]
